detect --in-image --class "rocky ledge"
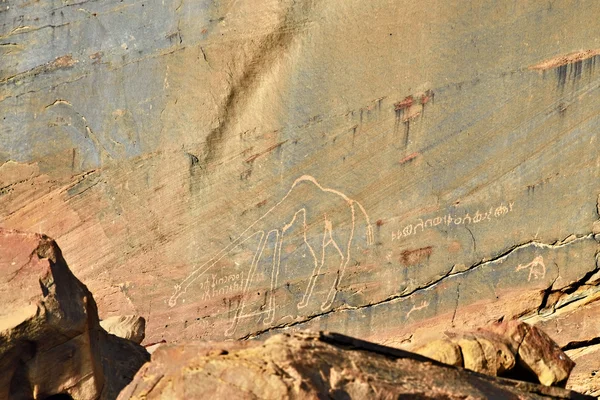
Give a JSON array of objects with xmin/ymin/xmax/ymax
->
[
  {"xmin": 0, "ymin": 228, "xmax": 149, "ymax": 399},
  {"xmin": 119, "ymin": 331, "xmax": 591, "ymax": 399}
]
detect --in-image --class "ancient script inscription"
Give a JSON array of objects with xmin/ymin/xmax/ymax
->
[{"xmin": 392, "ymin": 202, "xmax": 514, "ymax": 241}]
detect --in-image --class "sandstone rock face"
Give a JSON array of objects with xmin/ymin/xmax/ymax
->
[
  {"xmin": 118, "ymin": 331, "xmax": 592, "ymax": 399},
  {"xmin": 0, "ymin": 228, "xmax": 149, "ymax": 399},
  {"xmin": 100, "ymin": 315, "xmax": 146, "ymax": 344},
  {"xmin": 2, "ymin": 0, "xmax": 600, "ymax": 387}
]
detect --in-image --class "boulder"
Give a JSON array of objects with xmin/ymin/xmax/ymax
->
[
  {"xmin": 0, "ymin": 228, "xmax": 149, "ymax": 399},
  {"xmin": 100, "ymin": 315, "xmax": 146, "ymax": 344},
  {"xmin": 483, "ymin": 320, "xmax": 575, "ymax": 386},
  {"xmin": 118, "ymin": 331, "xmax": 592, "ymax": 399},
  {"xmin": 414, "ymin": 339, "xmax": 463, "ymax": 367},
  {"xmin": 413, "ymin": 320, "xmax": 574, "ymax": 387}
]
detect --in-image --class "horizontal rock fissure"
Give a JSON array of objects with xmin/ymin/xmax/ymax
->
[
  {"xmin": 562, "ymin": 336, "xmax": 600, "ymax": 352},
  {"xmin": 239, "ymin": 234, "xmax": 596, "ymax": 339}
]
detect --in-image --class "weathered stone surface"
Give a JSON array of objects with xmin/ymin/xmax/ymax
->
[
  {"xmin": 483, "ymin": 320, "xmax": 575, "ymax": 386},
  {"xmin": 415, "ymin": 339, "xmax": 463, "ymax": 367},
  {"xmin": 1, "ymin": 0, "xmax": 600, "ymax": 358},
  {"xmin": 565, "ymin": 344, "xmax": 600, "ymax": 397},
  {"xmin": 118, "ymin": 331, "xmax": 592, "ymax": 399},
  {"xmin": 528, "ymin": 291, "xmax": 600, "ymax": 349},
  {"xmin": 0, "ymin": 228, "xmax": 149, "ymax": 399},
  {"xmin": 456, "ymin": 336, "xmax": 488, "ymax": 374},
  {"xmin": 519, "ymin": 278, "xmax": 600, "ymax": 393},
  {"xmin": 0, "ymin": 229, "xmax": 104, "ymax": 399},
  {"xmin": 100, "ymin": 315, "xmax": 146, "ymax": 344},
  {"xmin": 100, "ymin": 333, "xmax": 152, "ymax": 400},
  {"xmin": 518, "ymin": 323, "xmax": 575, "ymax": 386},
  {"xmin": 474, "ymin": 335, "xmax": 516, "ymax": 376},
  {"xmin": 414, "ymin": 321, "xmax": 573, "ymax": 387}
]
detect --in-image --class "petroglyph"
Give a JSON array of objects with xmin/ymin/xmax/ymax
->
[
  {"xmin": 195, "ymin": 272, "xmax": 246, "ymax": 302},
  {"xmin": 405, "ymin": 300, "xmax": 429, "ymax": 319},
  {"xmin": 515, "ymin": 255, "xmax": 546, "ymax": 281},
  {"xmin": 392, "ymin": 202, "xmax": 514, "ymax": 241},
  {"xmin": 168, "ymin": 175, "xmax": 374, "ymax": 337}
]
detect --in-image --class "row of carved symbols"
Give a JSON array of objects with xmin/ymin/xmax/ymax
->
[
  {"xmin": 392, "ymin": 202, "xmax": 514, "ymax": 241},
  {"xmin": 195, "ymin": 272, "xmax": 245, "ymax": 302}
]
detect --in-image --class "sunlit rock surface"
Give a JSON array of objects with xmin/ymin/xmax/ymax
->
[
  {"xmin": 1, "ymin": 2, "xmax": 600, "ymax": 393},
  {"xmin": 118, "ymin": 331, "xmax": 592, "ymax": 399}
]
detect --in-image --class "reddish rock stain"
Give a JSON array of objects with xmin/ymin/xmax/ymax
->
[
  {"xmin": 400, "ymin": 246, "xmax": 433, "ymax": 266},
  {"xmin": 399, "ymin": 152, "xmax": 419, "ymax": 165}
]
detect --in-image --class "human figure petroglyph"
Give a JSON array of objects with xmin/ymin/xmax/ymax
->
[
  {"xmin": 515, "ymin": 255, "xmax": 546, "ymax": 281},
  {"xmin": 168, "ymin": 175, "xmax": 374, "ymax": 337}
]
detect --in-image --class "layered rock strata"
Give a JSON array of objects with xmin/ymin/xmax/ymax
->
[{"xmin": 0, "ymin": 228, "xmax": 149, "ymax": 400}]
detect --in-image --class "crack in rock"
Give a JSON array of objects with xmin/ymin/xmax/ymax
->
[{"xmin": 239, "ymin": 234, "xmax": 596, "ymax": 340}]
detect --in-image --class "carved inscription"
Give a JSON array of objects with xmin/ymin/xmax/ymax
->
[
  {"xmin": 196, "ymin": 272, "xmax": 245, "ymax": 301},
  {"xmin": 168, "ymin": 175, "xmax": 374, "ymax": 337},
  {"xmin": 392, "ymin": 202, "xmax": 514, "ymax": 241}
]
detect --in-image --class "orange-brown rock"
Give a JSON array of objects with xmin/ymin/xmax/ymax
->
[
  {"xmin": 0, "ymin": 228, "xmax": 149, "ymax": 399},
  {"xmin": 414, "ymin": 320, "xmax": 574, "ymax": 387},
  {"xmin": 415, "ymin": 339, "xmax": 463, "ymax": 367},
  {"xmin": 118, "ymin": 331, "xmax": 592, "ymax": 399},
  {"xmin": 565, "ymin": 344, "xmax": 600, "ymax": 397},
  {"xmin": 100, "ymin": 315, "xmax": 146, "ymax": 344},
  {"xmin": 484, "ymin": 320, "xmax": 575, "ymax": 387}
]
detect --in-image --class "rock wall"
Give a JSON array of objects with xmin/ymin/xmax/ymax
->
[{"xmin": 1, "ymin": 0, "xmax": 599, "ymax": 354}]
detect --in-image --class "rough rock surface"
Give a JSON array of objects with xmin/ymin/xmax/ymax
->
[
  {"xmin": 2, "ymin": 0, "xmax": 600, "ymax": 394},
  {"xmin": 100, "ymin": 315, "xmax": 146, "ymax": 344},
  {"xmin": 486, "ymin": 320, "xmax": 575, "ymax": 386},
  {"xmin": 565, "ymin": 344, "xmax": 600, "ymax": 397},
  {"xmin": 0, "ymin": 228, "xmax": 149, "ymax": 399},
  {"xmin": 415, "ymin": 320, "xmax": 574, "ymax": 387},
  {"xmin": 118, "ymin": 331, "xmax": 592, "ymax": 399}
]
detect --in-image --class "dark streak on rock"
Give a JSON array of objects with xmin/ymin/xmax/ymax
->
[
  {"xmin": 451, "ymin": 283, "xmax": 460, "ymax": 327},
  {"xmin": 394, "ymin": 96, "xmax": 413, "ymax": 137},
  {"xmin": 556, "ymin": 64, "xmax": 568, "ymax": 88},
  {"xmin": 394, "ymin": 96, "xmax": 414, "ymax": 112},
  {"xmin": 245, "ymin": 140, "xmax": 288, "ymax": 164},
  {"xmin": 186, "ymin": 152, "xmax": 200, "ymax": 176},
  {"xmin": 198, "ymin": 3, "xmax": 313, "ymax": 174},
  {"xmin": 420, "ymin": 89, "xmax": 434, "ymax": 106},
  {"xmin": 541, "ymin": 54, "xmax": 600, "ymax": 89}
]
